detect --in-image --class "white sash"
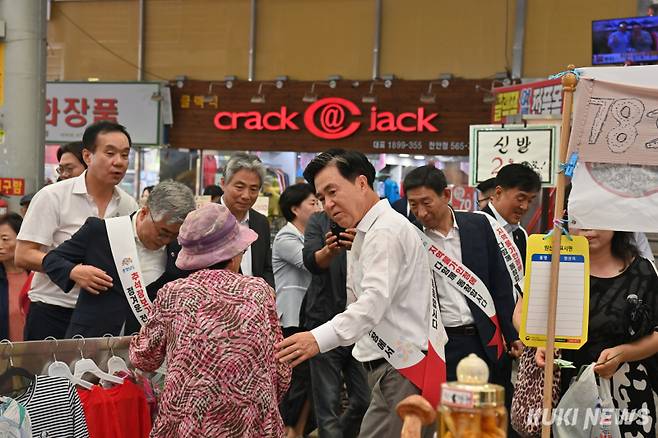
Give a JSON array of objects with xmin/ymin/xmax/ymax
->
[
  {"xmin": 474, "ymin": 211, "xmax": 525, "ymax": 300},
  {"xmin": 416, "ymin": 228, "xmax": 506, "ymax": 359},
  {"xmin": 106, "ymin": 216, "xmax": 152, "ymax": 326},
  {"xmin": 364, "ymin": 241, "xmax": 448, "ymax": 407}
]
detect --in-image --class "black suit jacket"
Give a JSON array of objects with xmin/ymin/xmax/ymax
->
[
  {"xmin": 481, "ymin": 204, "xmax": 527, "ymax": 266},
  {"xmin": 247, "ymin": 208, "xmax": 275, "ymax": 288},
  {"xmin": 42, "ymin": 214, "xmax": 189, "ymax": 337},
  {"xmin": 391, "ymin": 197, "xmax": 417, "ymax": 223},
  {"xmin": 448, "ymin": 211, "xmax": 518, "ymax": 364}
]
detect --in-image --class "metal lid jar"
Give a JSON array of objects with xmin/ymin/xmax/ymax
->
[{"xmin": 438, "ymin": 354, "xmax": 507, "ymax": 438}]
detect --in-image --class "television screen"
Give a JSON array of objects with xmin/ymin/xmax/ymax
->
[{"xmin": 592, "ymin": 16, "xmax": 658, "ymax": 65}]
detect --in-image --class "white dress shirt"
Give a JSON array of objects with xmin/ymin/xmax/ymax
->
[
  {"xmin": 18, "ymin": 171, "xmax": 138, "ymax": 308},
  {"xmin": 132, "ymin": 212, "xmax": 166, "ymax": 286},
  {"xmin": 425, "ymin": 210, "xmax": 475, "ymax": 327},
  {"xmin": 311, "ymin": 199, "xmax": 433, "ymax": 362},
  {"xmin": 222, "ymin": 195, "xmax": 253, "ymax": 276}
]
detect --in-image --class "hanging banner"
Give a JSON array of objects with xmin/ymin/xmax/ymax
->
[
  {"xmin": 46, "ymin": 82, "xmax": 161, "ymax": 145},
  {"xmin": 569, "ymin": 78, "xmax": 658, "ymax": 166},
  {"xmin": 450, "ymin": 185, "xmax": 476, "ymax": 211},
  {"xmin": 469, "ymin": 124, "xmax": 557, "ymax": 187},
  {"xmin": 492, "ymin": 78, "xmax": 562, "ymax": 123},
  {"xmin": 568, "ymin": 65, "xmax": 658, "ymax": 232},
  {"xmin": 520, "ymin": 234, "xmax": 590, "ymax": 350}
]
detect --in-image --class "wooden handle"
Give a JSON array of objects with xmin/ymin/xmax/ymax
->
[{"xmin": 396, "ymin": 395, "xmax": 436, "ymax": 438}]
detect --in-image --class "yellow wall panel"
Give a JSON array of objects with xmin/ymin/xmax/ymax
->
[
  {"xmin": 255, "ymin": 0, "xmax": 374, "ymax": 80},
  {"xmin": 524, "ymin": 0, "xmax": 637, "ymax": 78},
  {"xmin": 381, "ymin": 0, "xmax": 514, "ymax": 79},
  {"xmin": 47, "ymin": 0, "xmax": 639, "ymax": 82}
]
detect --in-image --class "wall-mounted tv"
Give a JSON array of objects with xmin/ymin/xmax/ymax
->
[{"xmin": 592, "ymin": 16, "xmax": 658, "ymax": 65}]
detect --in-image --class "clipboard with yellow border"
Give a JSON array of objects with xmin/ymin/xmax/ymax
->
[{"xmin": 519, "ymin": 234, "xmax": 590, "ymax": 349}]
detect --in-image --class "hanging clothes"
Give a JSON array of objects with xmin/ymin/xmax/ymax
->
[
  {"xmin": 0, "ymin": 396, "xmax": 31, "ymax": 438},
  {"xmin": 104, "ymin": 381, "xmax": 152, "ymax": 438},
  {"xmin": 77, "ymin": 386, "xmax": 122, "ymax": 438},
  {"xmin": 14, "ymin": 375, "xmax": 88, "ymax": 438}
]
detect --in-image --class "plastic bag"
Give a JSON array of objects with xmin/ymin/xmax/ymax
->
[{"xmin": 552, "ymin": 363, "xmax": 621, "ymax": 438}]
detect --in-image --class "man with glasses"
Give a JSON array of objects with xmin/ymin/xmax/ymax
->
[
  {"xmin": 41, "ymin": 181, "xmax": 196, "ymax": 337},
  {"xmin": 16, "ymin": 121, "xmax": 138, "ymax": 340},
  {"xmin": 56, "ymin": 141, "xmax": 87, "ymax": 180}
]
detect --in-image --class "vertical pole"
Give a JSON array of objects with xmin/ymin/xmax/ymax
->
[
  {"xmin": 541, "ymin": 66, "xmax": 577, "ymax": 438},
  {"xmin": 372, "ymin": 0, "xmax": 382, "ymax": 80},
  {"xmin": 511, "ymin": 0, "xmax": 527, "ymax": 80},
  {"xmin": 248, "ymin": 0, "xmax": 257, "ymax": 81},
  {"xmin": 195, "ymin": 149, "xmax": 203, "ymax": 195},
  {"xmin": 137, "ymin": 0, "xmax": 145, "ymax": 81},
  {"xmin": 0, "ymin": 0, "xmax": 47, "ymax": 212}
]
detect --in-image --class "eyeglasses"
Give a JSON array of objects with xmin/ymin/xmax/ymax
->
[
  {"xmin": 149, "ymin": 210, "xmax": 178, "ymax": 240},
  {"xmin": 56, "ymin": 165, "xmax": 76, "ymax": 176}
]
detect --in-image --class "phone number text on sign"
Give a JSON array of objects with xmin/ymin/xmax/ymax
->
[{"xmin": 469, "ymin": 125, "xmax": 557, "ymax": 187}]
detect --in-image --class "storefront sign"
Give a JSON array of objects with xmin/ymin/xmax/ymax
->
[
  {"xmin": 492, "ymin": 78, "xmax": 562, "ymax": 123},
  {"xmin": 46, "ymin": 82, "xmax": 161, "ymax": 145},
  {"xmin": 0, "ymin": 178, "xmax": 24, "ymax": 196},
  {"xmin": 169, "ymin": 79, "xmax": 491, "ymax": 155},
  {"xmin": 469, "ymin": 124, "xmax": 557, "ymax": 186}
]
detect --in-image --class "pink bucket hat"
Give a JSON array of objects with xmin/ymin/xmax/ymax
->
[{"xmin": 176, "ymin": 203, "xmax": 258, "ymax": 270}]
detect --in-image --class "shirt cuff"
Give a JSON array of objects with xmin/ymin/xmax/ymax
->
[{"xmin": 311, "ymin": 321, "xmax": 340, "ymax": 353}]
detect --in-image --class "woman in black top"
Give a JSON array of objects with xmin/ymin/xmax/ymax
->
[{"xmin": 537, "ymin": 229, "xmax": 658, "ymax": 437}]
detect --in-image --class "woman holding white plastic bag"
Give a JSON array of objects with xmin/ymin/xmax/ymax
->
[{"xmin": 536, "ymin": 228, "xmax": 658, "ymax": 437}]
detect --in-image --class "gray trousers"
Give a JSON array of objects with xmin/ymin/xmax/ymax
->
[{"xmin": 358, "ymin": 362, "xmax": 436, "ymax": 438}]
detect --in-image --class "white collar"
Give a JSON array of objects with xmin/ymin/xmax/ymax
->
[
  {"xmin": 356, "ymin": 199, "xmax": 390, "ymax": 233},
  {"xmin": 72, "ymin": 170, "xmax": 121, "ymax": 200},
  {"xmin": 489, "ymin": 202, "xmax": 519, "ymax": 233}
]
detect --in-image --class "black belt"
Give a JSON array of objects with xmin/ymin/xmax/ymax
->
[
  {"xmin": 362, "ymin": 350, "xmax": 428, "ymax": 373},
  {"xmin": 444, "ymin": 324, "xmax": 478, "ymax": 336}
]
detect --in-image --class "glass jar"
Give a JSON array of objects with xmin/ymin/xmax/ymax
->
[{"xmin": 438, "ymin": 354, "xmax": 507, "ymax": 438}]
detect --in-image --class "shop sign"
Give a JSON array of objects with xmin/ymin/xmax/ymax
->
[
  {"xmin": 0, "ymin": 178, "xmax": 24, "ymax": 196},
  {"xmin": 213, "ymin": 97, "xmax": 438, "ymax": 139},
  {"xmin": 492, "ymin": 78, "xmax": 562, "ymax": 123},
  {"xmin": 45, "ymin": 82, "xmax": 161, "ymax": 145},
  {"xmin": 169, "ymin": 79, "xmax": 491, "ymax": 155},
  {"xmin": 469, "ymin": 124, "xmax": 557, "ymax": 187}
]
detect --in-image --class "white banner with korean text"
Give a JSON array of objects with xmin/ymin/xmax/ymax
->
[
  {"xmin": 46, "ymin": 82, "xmax": 161, "ymax": 145},
  {"xmin": 469, "ymin": 124, "xmax": 558, "ymax": 187}
]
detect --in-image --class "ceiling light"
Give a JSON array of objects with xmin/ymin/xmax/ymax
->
[{"xmin": 399, "ymin": 153, "xmax": 410, "ymax": 158}]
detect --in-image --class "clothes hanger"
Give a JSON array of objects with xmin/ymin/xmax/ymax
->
[
  {"xmin": 0, "ymin": 340, "xmax": 35, "ymax": 396},
  {"xmin": 71, "ymin": 336, "xmax": 123, "ymax": 385},
  {"xmin": 103, "ymin": 334, "xmax": 129, "ymax": 376},
  {"xmin": 44, "ymin": 337, "xmax": 93, "ymax": 390}
]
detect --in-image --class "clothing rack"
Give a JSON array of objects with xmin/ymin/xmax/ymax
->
[{"xmin": 0, "ymin": 336, "xmax": 133, "ymax": 376}]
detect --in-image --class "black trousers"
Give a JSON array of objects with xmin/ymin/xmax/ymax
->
[
  {"xmin": 23, "ymin": 301, "xmax": 74, "ymax": 340},
  {"xmin": 279, "ymin": 326, "xmax": 314, "ymax": 429}
]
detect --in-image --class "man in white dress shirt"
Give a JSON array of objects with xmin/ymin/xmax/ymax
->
[
  {"xmin": 277, "ymin": 149, "xmax": 437, "ymax": 438},
  {"xmin": 16, "ymin": 121, "xmax": 138, "ymax": 340}
]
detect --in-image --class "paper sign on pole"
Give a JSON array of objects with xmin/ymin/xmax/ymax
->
[
  {"xmin": 520, "ymin": 234, "xmax": 590, "ymax": 350},
  {"xmin": 567, "ymin": 65, "xmax": 658, "ymax": 233},
  {"xmin": 469, "ymin": 124, "xmax": 557, "ymax": 187}
]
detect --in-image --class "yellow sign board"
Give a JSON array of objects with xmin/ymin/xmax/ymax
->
[{"xmin": 520, "ymin": 234, "xmax": 590, "ymax": 349}]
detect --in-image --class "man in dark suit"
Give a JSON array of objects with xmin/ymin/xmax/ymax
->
[
  {"xmin": 403, "ymin": 166, "xmax": 517, "ymax": 416},
  {"xmin": 220, "ymin": 153, "xmax": 274, "ymax": 287},
  {"xmin": 481, "ymin": 164, "xmax": 541, "ymax": 268},
  {"xmin": 42, "ymin": 181, "xmax": 196, "ymax": 337}
]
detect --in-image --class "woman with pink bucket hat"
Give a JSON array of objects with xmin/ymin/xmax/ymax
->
[{"xmin": 129, "ymin": 203, "xmax": 291, "ymax": 437}]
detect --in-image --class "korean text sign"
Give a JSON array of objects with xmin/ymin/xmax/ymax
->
[
  {"xmin": 45, "ymin": 82, "xmax": 161, "ymax": 145},
  {"xmin": 468, "ymin": 124, "xmax": 557, "ymax": 187}
]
